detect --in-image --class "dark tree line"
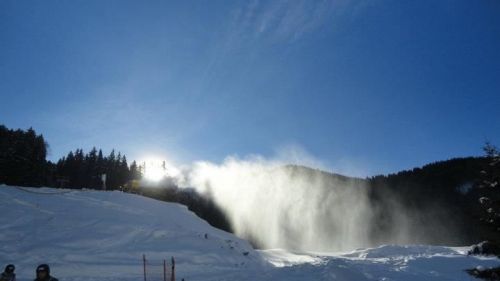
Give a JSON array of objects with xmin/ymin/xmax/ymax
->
[
  {"xmin": 286, "ymin": 152, "xmax": 499, "ymax": 247},
  {"xmin": 368, "ymin": 144, "xmax": 500, "ymax": 246},
  {"xmin": 0, "ymin": 125, "xmax": 142, "ymax": 189},
  {"xmin": 54, "ymin": 148, "xmax": 141, "ymax": 190},
  {"xmin": 0, "ymin": 125, "xmax": 48, "ymax": 187},
  {"xmin": 368, "ymin": 156, "xmax": 487, "ymax": 245}
]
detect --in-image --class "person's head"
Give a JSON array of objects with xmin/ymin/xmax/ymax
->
[
  {"xmin": 4, "ymin": 264, "xmax": 15, "ymax": 274},
  {"xmin": 36, "ymin": 264, "xmax": 50, "ymax": 279}
]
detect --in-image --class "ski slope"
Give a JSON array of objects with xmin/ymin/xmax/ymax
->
[{"xmin": 0, "ymin": 185, "xmax": 498, "ymax": 281}]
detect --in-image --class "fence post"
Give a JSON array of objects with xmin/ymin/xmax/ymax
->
[
  {"xmin": 163, "ymin": 259, "xmax": 167, "ymax": 281},
  {"xmin": 143, "ymin": 254, "xmax": 147, "ymax": 281},
  {"xmin": 171, "ymin": 256, "xmax": 175, "ymax": 281}
]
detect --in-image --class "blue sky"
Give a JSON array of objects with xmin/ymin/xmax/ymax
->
[{"xmin": 1, "ymin": 0, "xmax": 499, "ymax": 176}]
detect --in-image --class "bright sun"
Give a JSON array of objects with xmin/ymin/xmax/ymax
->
[{"xmin": 141, "ymin": 157, "xmax": 179, "ymax": 182}]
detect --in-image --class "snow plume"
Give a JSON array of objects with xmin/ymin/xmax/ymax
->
[
  {"xmin": 176, "ymin": 149, "xmax": 376, "ymax": 252},
  {"xmin": 176, "ymin": 147, "xmax": 461, "ymax": 252}
]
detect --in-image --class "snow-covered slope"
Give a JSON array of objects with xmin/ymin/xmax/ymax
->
[
  {"xmin": 0, "ymin": 185, "xmax": 498, "ymax": 281},
  {"xmin": 0, "ymin": 185, "xmax": 261, "ymax": 281}
]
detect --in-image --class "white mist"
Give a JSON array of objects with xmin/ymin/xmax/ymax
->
[{"xmin": 181, "ymin": 155, "xmax": 377, "ymax": 252}]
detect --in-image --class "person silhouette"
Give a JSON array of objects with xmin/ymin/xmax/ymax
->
[
  {"xmin": 0, "ymin": 264, "xmax": 16, "ymax": 281},
  {"xmin": 34, "ymin": 264, "xmax": 58, "ymax": 281}
]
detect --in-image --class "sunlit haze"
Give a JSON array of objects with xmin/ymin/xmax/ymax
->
[{"xmin": 140, "ymin": 157, "xmax": 180, "ymax": 182}]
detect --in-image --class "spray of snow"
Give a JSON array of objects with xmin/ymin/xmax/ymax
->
[
  {"xmin": 173, "ymin": 146, "xmax": 463, "ymax": 252},
  {"xmin": 173, "ymin": 147, "xmax": 369, "ymax": 251},
  {"xmin": 184, "ymin": 157, "xmax": 372, "ymax": 251}
]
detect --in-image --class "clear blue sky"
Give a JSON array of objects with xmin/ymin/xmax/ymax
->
[{"xmin": 1, "ymin": 0, "xmax": 499, "ymax": 176}]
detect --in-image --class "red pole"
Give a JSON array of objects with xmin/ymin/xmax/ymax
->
[
  {"xmin": 143, "ymin": 254, "xmax": 147, "ymax": 281},
  {"xmin": 163, "ymin": 259, "xmax": 167, "ymax": 281}
]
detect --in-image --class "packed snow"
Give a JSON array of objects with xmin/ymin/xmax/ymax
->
[{"xmin": 0, "ymin": 185, "xmax": 498, "ymax": 281}]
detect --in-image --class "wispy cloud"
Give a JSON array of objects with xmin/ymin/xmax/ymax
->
[
  {"xmin": 191, "ymin": 1, "xmax": 339, "ymax": 100},
  {"xmin": 230, "ymin": 0, "xmax": 341, "ymax": 44},
  {"xmin": 190, "ymin": 0, "xmax": 370, "ymax": 104}
]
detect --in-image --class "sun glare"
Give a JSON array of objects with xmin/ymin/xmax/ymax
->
[{"xmin": 141, "ymin": 157, "xmax": 179, "ymax": 182}]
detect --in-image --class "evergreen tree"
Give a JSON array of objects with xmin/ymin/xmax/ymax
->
[
  {"xmin": 107, "ymin": 149, "xmax": 117, "ymax": 189},
  {"xmin": 65, "ymin": 151, "xmax": 77, "ymax": 188},
  {"xmin": 0, "ymin": 125, "xmax": 48, "ymax": 187},
  {"xmin": 75, "ymin": 149, "xmax": 86, "ymax": 188},
  {"xmin": 129, "ymin": 160, "xmax": 142, "ymax": 180},
  {"xmin": 119, "ymin": 155, "xmax": 129, "ymax": 185},
  {"xmin": 477, "ymin": 143, "xmax": 500, "ymax": 242},
  {"xmin": 86, "ymin": 147, "xmax": 98, "ymax": 188}
]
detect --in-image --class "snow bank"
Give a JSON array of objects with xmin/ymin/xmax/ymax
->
[
  {"xmin": 0, "ymin": 185, "xmax": 498, "ymax": 281},
  {"xmin": 0, "ymin": 185, "xmax": 261, "ymax": 281}
]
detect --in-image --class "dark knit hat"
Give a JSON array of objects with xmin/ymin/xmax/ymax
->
[
  {"xmin": 4, "ymin": 264, "xmax": 15, "ymax": 273},
  {"xmin": 36, "ymin": 264, "xmax": 50, "ymax": 274}
]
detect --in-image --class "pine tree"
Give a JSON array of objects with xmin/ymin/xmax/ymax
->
[
  {"xmin": 75, "ymin": 149, "xmax": 86, "ymax": 188},
  {"xmin": 107, "ymin": 149, "xmax": 117, "ymax": 189},
  {"xmin": 0, "ymin": 126, "xmax": 47, "ymax": 186},
  {"xmin": 477, "ymin": 143, "xmax": 500, "ymax": 242},
  {"xmin": 129, "ymin": 161, "xmax": 142, "ymax": 180},
  {"xmin": 86, "ymin": 147, "xmax": 98, "ymax": 188},
  {"xmin": 119, "ymin": 155, "xmax": 129, "ymax": 188},
  {"xmin": 65, "ymin": 151, "xmax": 77, "ymax": 188}
]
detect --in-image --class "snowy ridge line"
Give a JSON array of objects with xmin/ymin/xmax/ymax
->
[{"xmin": 9, "ymin": 185, "xmax": 75, "ymax": 195}]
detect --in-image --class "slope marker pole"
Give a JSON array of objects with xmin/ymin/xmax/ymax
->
[
  {"xmin": 143, "ymin": 254, "xmax": 147, "ymax": 281},
  {"xmin": 163, "ymin": 259, "xmax": 167, "ymax": 281}
]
